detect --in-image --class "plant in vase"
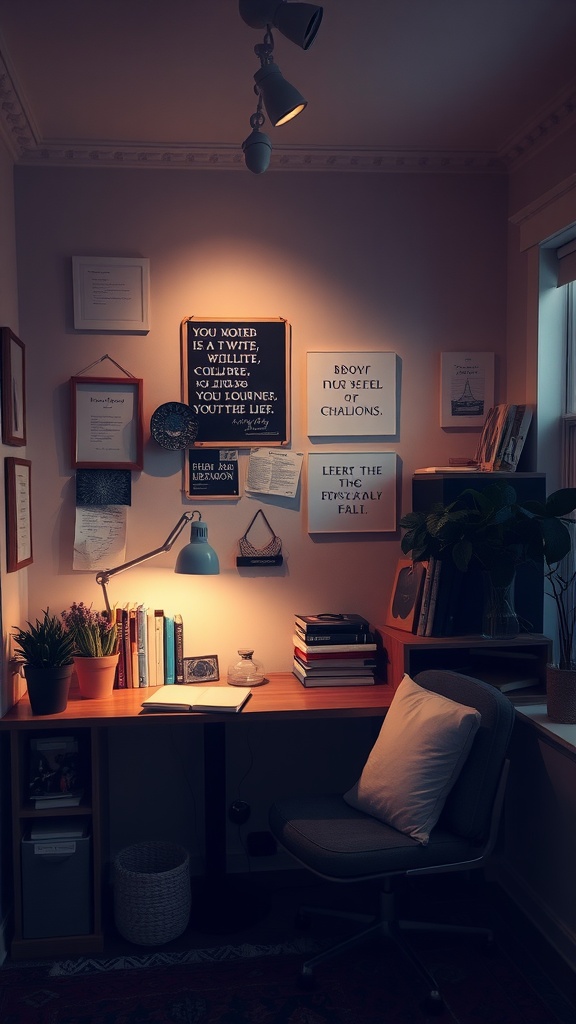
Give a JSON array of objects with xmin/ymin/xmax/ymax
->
[
  {"xmin": 12, "ymin": 609, "xmax": 76, "ymax": 714},
  {"xmin": 519, "ymin": 489, "xmax": 576, "ymax": 722},
  {"xmin": 62, "ymin": 602, "xmax": 119, "ymax": 699}
]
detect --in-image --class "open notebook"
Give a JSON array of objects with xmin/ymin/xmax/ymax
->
[{"xmin": 141, "ymin": 684, "xmax": 252, "ymax": 713}]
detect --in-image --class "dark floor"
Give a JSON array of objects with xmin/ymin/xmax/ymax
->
[{"xmin": 93, "ymin": 868, "xmax": 576, "ymax": 1021}]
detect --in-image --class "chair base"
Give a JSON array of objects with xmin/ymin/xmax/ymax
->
[{"xmin": 297, "ymin": 882, "xmax": 494, "ymax": 1010}]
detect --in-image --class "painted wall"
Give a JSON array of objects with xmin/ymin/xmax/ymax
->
[
  {"xmin": 13, "ymin": 166, "xmax": 508, "ymax": 678},
  {"xmin": 0, "ymin": 133, "xmax": 27, "ymax": 961}
]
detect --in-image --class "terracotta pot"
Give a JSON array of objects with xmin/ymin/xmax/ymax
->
[
  {"xmin": 24, "ymin": 664, "xmax": 73, "ymax": 715},
  {"xmin": 74, "ymin": 654, "xmax": 119, "ymax": 699},
  {"xmin": 546, "ymin": 665, "xmax": 576, "ymax": 724}
]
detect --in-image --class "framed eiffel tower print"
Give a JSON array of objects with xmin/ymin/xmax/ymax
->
[{"xmin": 440, "ymin": 352, "xmax": 494, "ymax": 428}]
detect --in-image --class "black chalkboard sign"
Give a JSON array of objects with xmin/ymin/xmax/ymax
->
[
  {"xmin": 186, "ymin": 449, "xmax": 240, "ymax": 499},
  {"xmin": 181, "ymin": 317, "xmax": 290, "ymax": 446}
]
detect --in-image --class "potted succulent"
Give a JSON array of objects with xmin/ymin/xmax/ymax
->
[
  {"xmin": 12, "ymin": 609, "xmax": 76, "ymax": 714},
  {"xmin": 399, "ymin": 481, "xmax": 576, "ymax": 719},
  {"xmin": 62, "ymin": 602, "xmax": 119, "ymax": 699}
]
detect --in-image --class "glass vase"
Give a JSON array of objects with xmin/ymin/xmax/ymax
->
[
  {"xmin": 227, "ymin": 649, "xmax": 266, "ymax": 686},
  {"xmin": 481, "ymin": 573, "xmax": 519, "ymax": 639}
]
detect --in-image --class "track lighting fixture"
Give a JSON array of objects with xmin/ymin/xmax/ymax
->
[
  {"xmin": 239, "ymin": 1, "xmax": 323, "ymax": 50},
  {"xmin": 239, "ymin": 2, "xmax": 322, "ymax": 172}
]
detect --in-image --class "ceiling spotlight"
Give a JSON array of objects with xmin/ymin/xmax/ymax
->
[
  {"xmin": 239, "ymin": 1, "xmax": 323, "ymax": 50},
  {"xmin": 242, "ymin": 107, "xmax": 272, "ymax": 173},
  {"xmin": 254, "ymin": 60, "xmax": 306, "ymax": 126}
]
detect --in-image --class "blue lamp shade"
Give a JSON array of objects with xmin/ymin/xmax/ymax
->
[{"xmin": 174, "ymin": 520, "xmax": 220, "ymax": 575}]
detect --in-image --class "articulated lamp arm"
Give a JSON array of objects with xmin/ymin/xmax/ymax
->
[{"xmin": 95, "ymin": 511, "xmax": 203, "ymax": 619}]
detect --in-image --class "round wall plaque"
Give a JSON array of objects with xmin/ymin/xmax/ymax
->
[{"xmin": 150, "ymin": 403, "xmax": 198, "ymax": 450}]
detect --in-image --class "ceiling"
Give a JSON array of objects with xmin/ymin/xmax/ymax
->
[{"xmin": 1, "ymin": 0, "xmax": 576, "ymax": 173}]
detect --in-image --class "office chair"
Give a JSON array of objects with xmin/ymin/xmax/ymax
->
[{"xmin": 269, "ymin": 670, "xmax": 515, "ymax": 1011}]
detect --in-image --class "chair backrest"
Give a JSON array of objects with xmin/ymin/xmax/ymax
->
[{"xmin": 413, "ymin": 669, "xmax": 515, "ymax": 842}]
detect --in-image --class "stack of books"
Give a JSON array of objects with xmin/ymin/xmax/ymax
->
[
  {"xmin": 292, "ymin": 613, "xmax": 377, "ymax": 687},
  {"xmin": 114, "ymin": 606, "xmax": 184, "ymax": 688}
]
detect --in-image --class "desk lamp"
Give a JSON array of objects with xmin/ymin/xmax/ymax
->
[{"xmin": 95, "ymin": 511, "xmax": 219, "ymax": 619}]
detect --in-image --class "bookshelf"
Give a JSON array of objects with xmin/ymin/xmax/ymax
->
[
  {"xmin": 376, "ymin": 625, "xmax": 551, "ymax": 701},
  {"xmin": 7, "ymin": 723, "xmax": 103, "ymax": 958}
]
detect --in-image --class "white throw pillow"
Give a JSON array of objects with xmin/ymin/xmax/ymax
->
[{"xmin": 343, "ymin": 674, "xmax": 481, "ymax": 844}]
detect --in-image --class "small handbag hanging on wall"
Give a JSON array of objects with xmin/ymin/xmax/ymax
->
[{"xmin": 237, "ymin": 509, "xmax": 283, "ymax": 567}]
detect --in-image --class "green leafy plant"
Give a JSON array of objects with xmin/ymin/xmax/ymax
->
[
  {"xmin": 399, "ymin": 481, "xmax": 576, "ymax": 668},
  {"xmin": 61, "ymin": 602, "xmax": 118, "ymax": 658},
  {"xmin": 12, "ymin": 609, "xmax": 76, "ymax": 668}
]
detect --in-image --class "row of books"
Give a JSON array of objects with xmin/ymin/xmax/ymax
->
[
  {"xmin": 414, "ymin": 556, "xmax": 462, "ymax": 637},
  {"xmin": 292, "ymin": 613, "xmax": 377, "ymax": 687},
  {"xmin": 475, "ymin": 403, "xmax": 532, "ymax": 472},
  {"xmin": 114, "ymin": 606, "xmax": 184, "ymax": 688}
]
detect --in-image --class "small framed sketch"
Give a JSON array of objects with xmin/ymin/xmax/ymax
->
[
  {"xmin": 440, "ymin": 352, "xmax": 494, "ymax": 428},
  {"xmin": 71, "ymin": 376, "xmax": 144, "ymax": 470},
  {"xmin": 183, "ymin": 655, "xmax": 220, "ymax": 683},
  {"xmin": 307, "ymin": 452, "xmax": 398, "ymax": 533},
  {"xmin": 5, "ymin": 457, "xmax": 33, "ymax": 572},
  {"xmin": 1, "ymin": 327, "xmax": 26, "ymax": 446},
  {"xmin": 72, "ymin": 256, "xmax": 150, "ymax": 331}
]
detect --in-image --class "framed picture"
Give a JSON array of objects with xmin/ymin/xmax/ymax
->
[
  {"xmin": 5, "ymin": 457, "xmax": 32, "ymax": 572},
  {"xmin": 1, "ymin": 327, "xmax": 26, "ymax": 446},
  {"xmin": 72, "ymin": 256, "xmax": 150, "ymax": 331},
  {"xmin": 183, "ymin": 655, "xmax": 220, "ymax": 683},
  {"xmin": 70, "ymin": 376, "xmax": 144, "ymax": 470},
  {"xmin": 185, "ymin": 449, "xmax": 240, "ymax": 500},
  {"xmin": 307, "ymin": 452, "xmax": 398, "ymax": 533},
  {"xmin": 440, "ymin": 352, "xmax": 494, "ymax": 428},
  {"xmin": 307, "ymin": 351, "xmax": 397, "ymax": 437},
  {"xmin": 181, "ymin": 317, "xmax": 290, "ymax": 447},
  {"xmin": 385, "ymin": 559, "xmax": 426, "ymax": 633}
]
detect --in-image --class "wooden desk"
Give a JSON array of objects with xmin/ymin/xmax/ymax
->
[{"xmin": 1, "ymin": 673, "xmax": 392, "ymax": 959}]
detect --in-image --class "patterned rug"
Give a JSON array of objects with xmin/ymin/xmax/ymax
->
[{"xmin": 0, "ymin": 933, "xmax": 569, "ymax": 1024}]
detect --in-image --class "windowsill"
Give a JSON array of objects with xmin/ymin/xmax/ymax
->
[{"xmin": 515, "ymin": 703, "xmax": 576, "ymax": 759}]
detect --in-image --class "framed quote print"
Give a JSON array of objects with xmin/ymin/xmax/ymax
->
[
  {"xmin": 307, "ymin": 351, "xmax": 397, "ymax": 436},
  {"xmin": 307, "ymin": 452, "xmax": 398, "ymax": 533},
  {"xmin": 5, "ymin": 457, "xmax": 32, "ymax": 572},
  {"xmin": 71, "ymin": 376, "xmax": 144, "ymax": 470},
  {"xmin": 182, "ymin": 317, "xmax": 290, "ymax": 446},
  {"xmin": 1, "ymin": 327, "xmax": 26, "ymax": 446}
]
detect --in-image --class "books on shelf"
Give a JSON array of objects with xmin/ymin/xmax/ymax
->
[
  {"xmin": 412, "ymin": 557, "xmax": 463, "ymax": 638},
  {"xmin": 115, "ymin": 606, "xmax": 185, "ymax": 688},
  {"xmin": 141, "ymin": 684, "xmax": 252, "ymax": 713},
  {"xmin": 29, "ymin": 735, "xmax": 84, "ymax": 807},
  {"xmin": 474, "ymin": 403, "xmax": 532, "ymax": 472}
]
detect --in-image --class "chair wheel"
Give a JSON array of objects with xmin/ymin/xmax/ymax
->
[
  {"xmin": 423, "ymin": 990, "xmax": 444, "ymax": 1015},
  {"xmin": 295, "ymin": 911, "xmax": 311, "ymax": 929},
  {"xmin": 298, "ymin": 969, "xmax": 316, "ymax": 991}
]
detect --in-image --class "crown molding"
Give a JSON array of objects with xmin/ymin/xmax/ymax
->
[{"xmin": 0, "ymin": 43, "xmax": 573, "ymax": 175}]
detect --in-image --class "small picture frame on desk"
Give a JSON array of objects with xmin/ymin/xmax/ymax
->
[{"xmin": 183, "ymin": 655, "xmax": 220, "ymax": 683}]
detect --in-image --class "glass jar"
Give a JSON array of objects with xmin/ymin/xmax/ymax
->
[{"xmin": 227, "ymin": 649, "xmax": 266, "ymax": 686}]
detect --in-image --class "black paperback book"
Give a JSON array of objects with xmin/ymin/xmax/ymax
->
[{"xmin": 294, "ymin": 613, "xmax": 371, "ymax": 636}]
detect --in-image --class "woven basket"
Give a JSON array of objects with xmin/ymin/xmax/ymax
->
[{"xmin": 113, "ymin": 841, "xmax": 191, "ymax": 945}]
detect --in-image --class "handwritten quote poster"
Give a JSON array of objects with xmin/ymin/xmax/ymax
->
[
  {"xmin": 307, "ymin": 452, "xmax": 397, "ymax": 533},
  {"xmin": 307, "ymin": 352, "xmax": 397, "ymax": 436},
  {"xmin": 182, "ymin": 317, "xmax": 290, "ymax": 446}
]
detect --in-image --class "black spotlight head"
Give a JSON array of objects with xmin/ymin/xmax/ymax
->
[{"xmin": 239, "ymin": 1, "xmax": 323, "ymax": 50}]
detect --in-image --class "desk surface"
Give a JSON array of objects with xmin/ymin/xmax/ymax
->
[{"xmin": 0, "ymin": 673, "xmax": 393, "ymax": 729}]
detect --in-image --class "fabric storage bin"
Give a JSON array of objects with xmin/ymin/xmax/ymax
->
[
  {"xmin": 22, "ymin": 833, "xmax": 91, "ymax": 938},
  {"xmin": 113, "ymin": 841, "xmax": 191, "ymax": 945}
]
